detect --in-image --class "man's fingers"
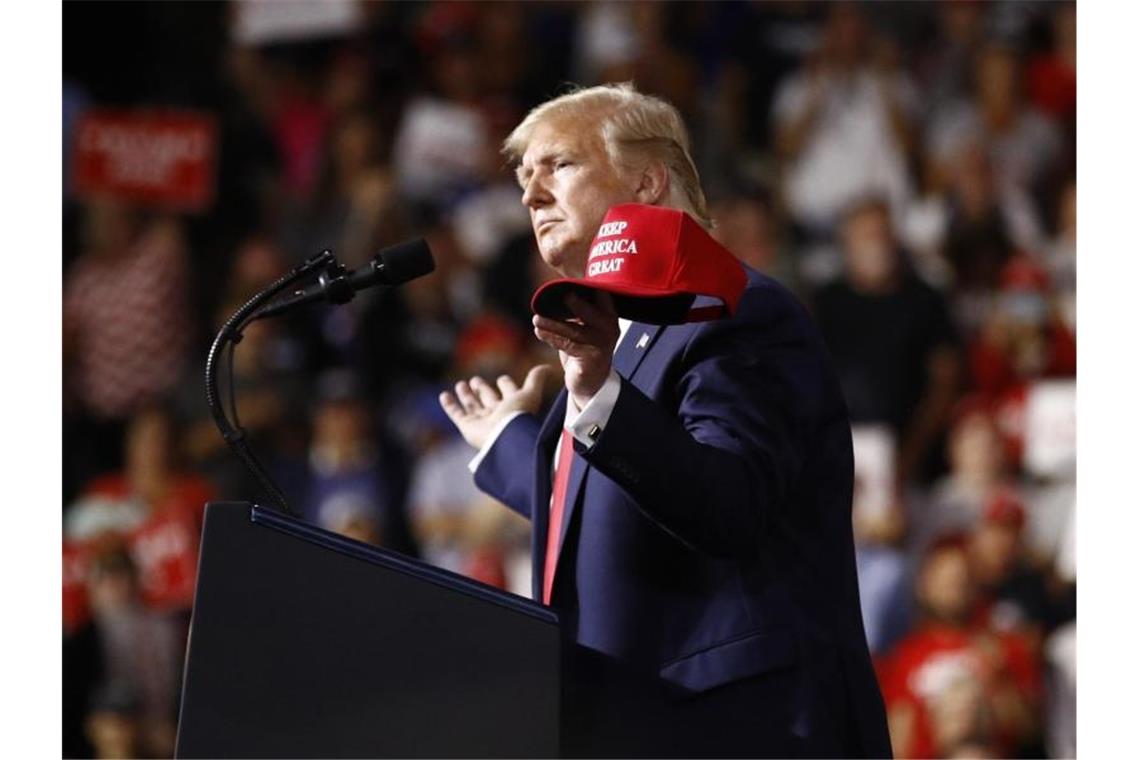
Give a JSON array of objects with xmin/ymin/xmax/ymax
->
[
  {"xmin": 496, "ymin": 374, "xmax": 519, "ymax": 396},
  {"xmin": 439, "ymin": 391, "xmax": 466, "ymax": 421},
  {"xmin": 533, "ymin": 314, "xmax": 588, "ymax": 343},
  {"xmin": 566, "ymin": 291, "xmax": 617, "ymax": 327},
  {"xmin": 454, "ymin": 380, "xmax": 482, "ymax": 414},
  {"xmin": 470, "ymin": 376, "xmax": 500, "ymax": 407},
  {"xmin": 534, "ymin": 325, "xmax": 596, "ymax": 357},
  {"xmin": 533, "ymin": 324, "xmax": 567, "ymax": 352},
  {"xmin": 566, "ymin": 294, "xmax": 620, "ymax": 349}
]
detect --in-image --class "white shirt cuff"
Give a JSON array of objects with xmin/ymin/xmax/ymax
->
[
  {"xmin": 565, "ymin": 369, "xmax": 622, "ymax": 448},
  {"xmin": 467, "ymin": 411, "xmax": 526, "ymax": 474}
]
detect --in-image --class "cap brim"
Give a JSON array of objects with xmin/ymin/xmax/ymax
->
[{"xmin": 532, "ymin": 279, "xmax": 701, "ymax": 325}]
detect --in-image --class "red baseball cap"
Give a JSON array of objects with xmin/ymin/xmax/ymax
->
[
  {"xmin": 999, "ymin": 255, "xmax": 1052, "ymax": 294},
  {"xmin": 983, "ymin": 489, "xmax": 1027, "ymax": 530},
  {"xmin": 531, "ymin": 203, "xmax": 748, "ymax": 325}
]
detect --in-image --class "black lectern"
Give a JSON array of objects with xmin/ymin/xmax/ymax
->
[{"xmin": 175, "ymin": 502, "xmax": 561, "ymax": 758}]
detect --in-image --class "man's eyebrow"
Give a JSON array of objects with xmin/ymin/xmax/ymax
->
[{"xmin": 515, "ymin": 145, "xmax": 577, "ymax": 188}]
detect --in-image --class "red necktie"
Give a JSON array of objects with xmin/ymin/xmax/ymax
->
[{"xmin": 542, "ymin": 428, "xmax": 575, "ymax": 604}]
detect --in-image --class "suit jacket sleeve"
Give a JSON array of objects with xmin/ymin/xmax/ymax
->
[
  {"xmin": 471, "ymin": 412, "xmax": 543, "ymax": 519},
  {"xmin": 580, "ymin": 314, "xmax": 827, "ymax": 559}
]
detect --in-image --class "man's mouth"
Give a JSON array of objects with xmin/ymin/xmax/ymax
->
[{"xmin": 537, "ymin": 219, "xmax": 561, "ymax": 234}]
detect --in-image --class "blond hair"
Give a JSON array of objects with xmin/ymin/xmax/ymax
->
[{"xmin": 502, "ymin": 82, "xmax": 712, "ymax": 228}]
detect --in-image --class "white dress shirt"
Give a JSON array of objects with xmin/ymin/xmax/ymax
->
[{"xmin": 467, "ymin": 319, "xmax": 631, "ymax": 475}]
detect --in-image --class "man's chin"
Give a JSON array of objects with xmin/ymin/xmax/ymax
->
[{"xmin": 538, "ymin": 238, "xmax": 586, "ymax": 277}]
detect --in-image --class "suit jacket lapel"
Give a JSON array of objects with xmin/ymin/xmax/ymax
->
[
  {"xmin": 551, "ymin": 322, "xmax": 665, "ymax": 578},
  {"xmin": 613, "ymin": 321, "xmax": 665, "ymax": 382}
]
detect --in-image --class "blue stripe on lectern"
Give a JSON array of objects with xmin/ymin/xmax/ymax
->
[{"xmin": 249, "ymin": 503, "xmax": 559, "ymax": 625}]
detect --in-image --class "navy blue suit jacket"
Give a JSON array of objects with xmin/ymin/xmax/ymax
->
[{"xmin": 474, "ymin": 268, "xmax": 891, "ymax": 757}]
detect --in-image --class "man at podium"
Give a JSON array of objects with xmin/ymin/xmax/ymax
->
[{"xmin": 439, "ymin": 83, "xmax": 891, "ymax": 758}]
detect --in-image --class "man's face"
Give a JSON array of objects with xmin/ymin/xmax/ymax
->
[
  {"xmin": 516, "ymin": 117, "xmax": 636, "ymax": 277},
  {"xmin": 969, "ymin": 522, "xmax": 1020, "ymax": 584},
  {"xmin": 949, "ymin": 413, "xmax": 1003, "ymax": 480},
  {"xmin": 977, "ymin": 47, "xmax": 1017, "ymax": 107},
  {"xmin": 919, "ymin": 547, "xmax": 974, "ymax": 624},
  {"xmin": 711, "ymin": 198, "xmax": 775, "ymax": 272},
  {"xmin": 842, "ymin": 206, "xmax": 897, "ymax": 291}
]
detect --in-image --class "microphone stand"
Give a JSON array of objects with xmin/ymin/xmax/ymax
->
[{"xmin": 204, "ymin": 249, "xmax": 339, "ymax": 516}]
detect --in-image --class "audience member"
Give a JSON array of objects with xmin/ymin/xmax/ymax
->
[
  {"xmin": 63, "ymin": 201, "xmax": 194, "ymax": 494},
  {"xmin": 1025, "ymin": 4, "xmax": 1077, "ymax": 129},
  {"xmin": 281, "ymin": 107, "xmax": 403, "ymax": 268},
  {"xmin": 850, "ymin": 425, "xmax": 911, "ymax": 656},
  {"xmin": 83, "ymin": 550, "xmax": 184, "ymax": 758},
  {"xmin": 940, "ymin": 142, "xmax": 1043, "ymax": 308},
  {"xmin": 392, "ymin": 29, "xmax": 490, "ymax": 204},
  {"xmin": 708, "ymin": 182, "xmax": 798, "ymax": 288},
  {"xmin": 407, "ymin": 313, "xmax": 535, "ymax": 593},
  {"xmin": 913, "ymin": 0, "xmax": 987, "ymax": 119},
  {"xmin": 65, "ymin": 404, "xmax": 214, "ymax": 617},
  {"xmin": 966, "ymin": 491, "xmax": 1056, "ymax": 643},
  {"xmin": 877, "ymin": 536, "xmax": 1041, "ymax": 759},
  {"xmin": 813, "ymin": 197, "xmax": 960, "ymax": 483},
  {"xmin": 266, "ymin": 55, "xmax": 333, "ymax": 202},
  {"xmin": 911, "ymin": 398, "xmax": 1014, "ymax": 557},
  {"xmin": 928, "ymin": 42, "xmax": 1063, "ymax": 206},
  {"xmin": 968, "ymin": 256, "xmax": 1076, "ymax": 400},
  {"xmin": 772, "ymin": 3, "xmax": 919, "ymax": 237},
  {"xmin": 300, "ymin": 370, "xmax": 418, "ymax": 556}
]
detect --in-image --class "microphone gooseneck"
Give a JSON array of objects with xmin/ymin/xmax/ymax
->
[
  {"xmin": 205, "ymin": 250, "xmax": 336, "ymax": 515},
  {"xmin": 205, "ymin": 240, "xmax": 436, "ymax": 515}
]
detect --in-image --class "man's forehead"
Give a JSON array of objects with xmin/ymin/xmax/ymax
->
[
  {"xmin": 519, "ymin": 118, "xmax": 601, "ymax": 166},
  {"xmin": 520, "ymin": 133, "xmax": 575, "ymax": 166}
]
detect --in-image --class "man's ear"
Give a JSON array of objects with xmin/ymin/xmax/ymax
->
[{"xmin": 633, "ymin": 160, "xmax": 670, "ymax": 205}]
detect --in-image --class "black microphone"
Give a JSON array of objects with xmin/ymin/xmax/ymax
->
[{"xmin": 254, "ymin": 239, "xmax": 435, "ymax": 319}]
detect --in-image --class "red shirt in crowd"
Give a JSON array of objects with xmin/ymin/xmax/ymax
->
[
  {"xmin": 63, "ymin": 474, "xmax": 214, "ymax": 632},
  {"xmin": 876, "ymin": 622, "xmax": 1041, "ymax": 758},
  {"xmin": 1026, "ymin": 56, "xmax": 1076, "ymax": 124}
]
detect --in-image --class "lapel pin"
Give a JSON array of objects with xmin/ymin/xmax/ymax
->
[{"xmin": 636, "ymin": 332, "xmax": 650, "ymax": 349}]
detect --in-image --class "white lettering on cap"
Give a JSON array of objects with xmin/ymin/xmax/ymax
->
[
  {"xmin": 596, "ymin": 220, "xmax": 628, "ymax": 238},
  {"xmin": 588, "ymin": 238, "xmax": 639, "ymax": 259},
  {"xmin": 587, "ymin": 258, "xmax": 625, "ymax": 277}
]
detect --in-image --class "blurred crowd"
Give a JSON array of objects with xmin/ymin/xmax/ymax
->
[{"xmin": 62, "ymin": 2, "xmax": 1076, "ymax": 758}]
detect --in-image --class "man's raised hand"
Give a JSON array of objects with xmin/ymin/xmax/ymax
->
[
  {"xmin": 439, "ymin": 365, "xmax": 554, "ymax": 449},
  {"xmin": 532, "ymin": 291, "xmax": 619, "ymax": 410}
]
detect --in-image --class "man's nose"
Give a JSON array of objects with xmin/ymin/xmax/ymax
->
[{"xmin": 521, "ymin": 174, "xmax": 552, "ymax": 209}]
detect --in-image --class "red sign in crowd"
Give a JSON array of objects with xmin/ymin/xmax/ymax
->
[{"xmin": 72, "ymin": 110, "xmax": 218, "ymax": 212}]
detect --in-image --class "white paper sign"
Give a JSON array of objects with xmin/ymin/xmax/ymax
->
[
  {"xmin": 1023, "ymin": 380, "xmax": 1077, "ymax": 478},
  {"xmin": 234, "ymin": 0, "xmax": 363, "ymax": 45},
  {"xmin": 850, "ymin": 425, "xmax": 896, "ymax": 519}
]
